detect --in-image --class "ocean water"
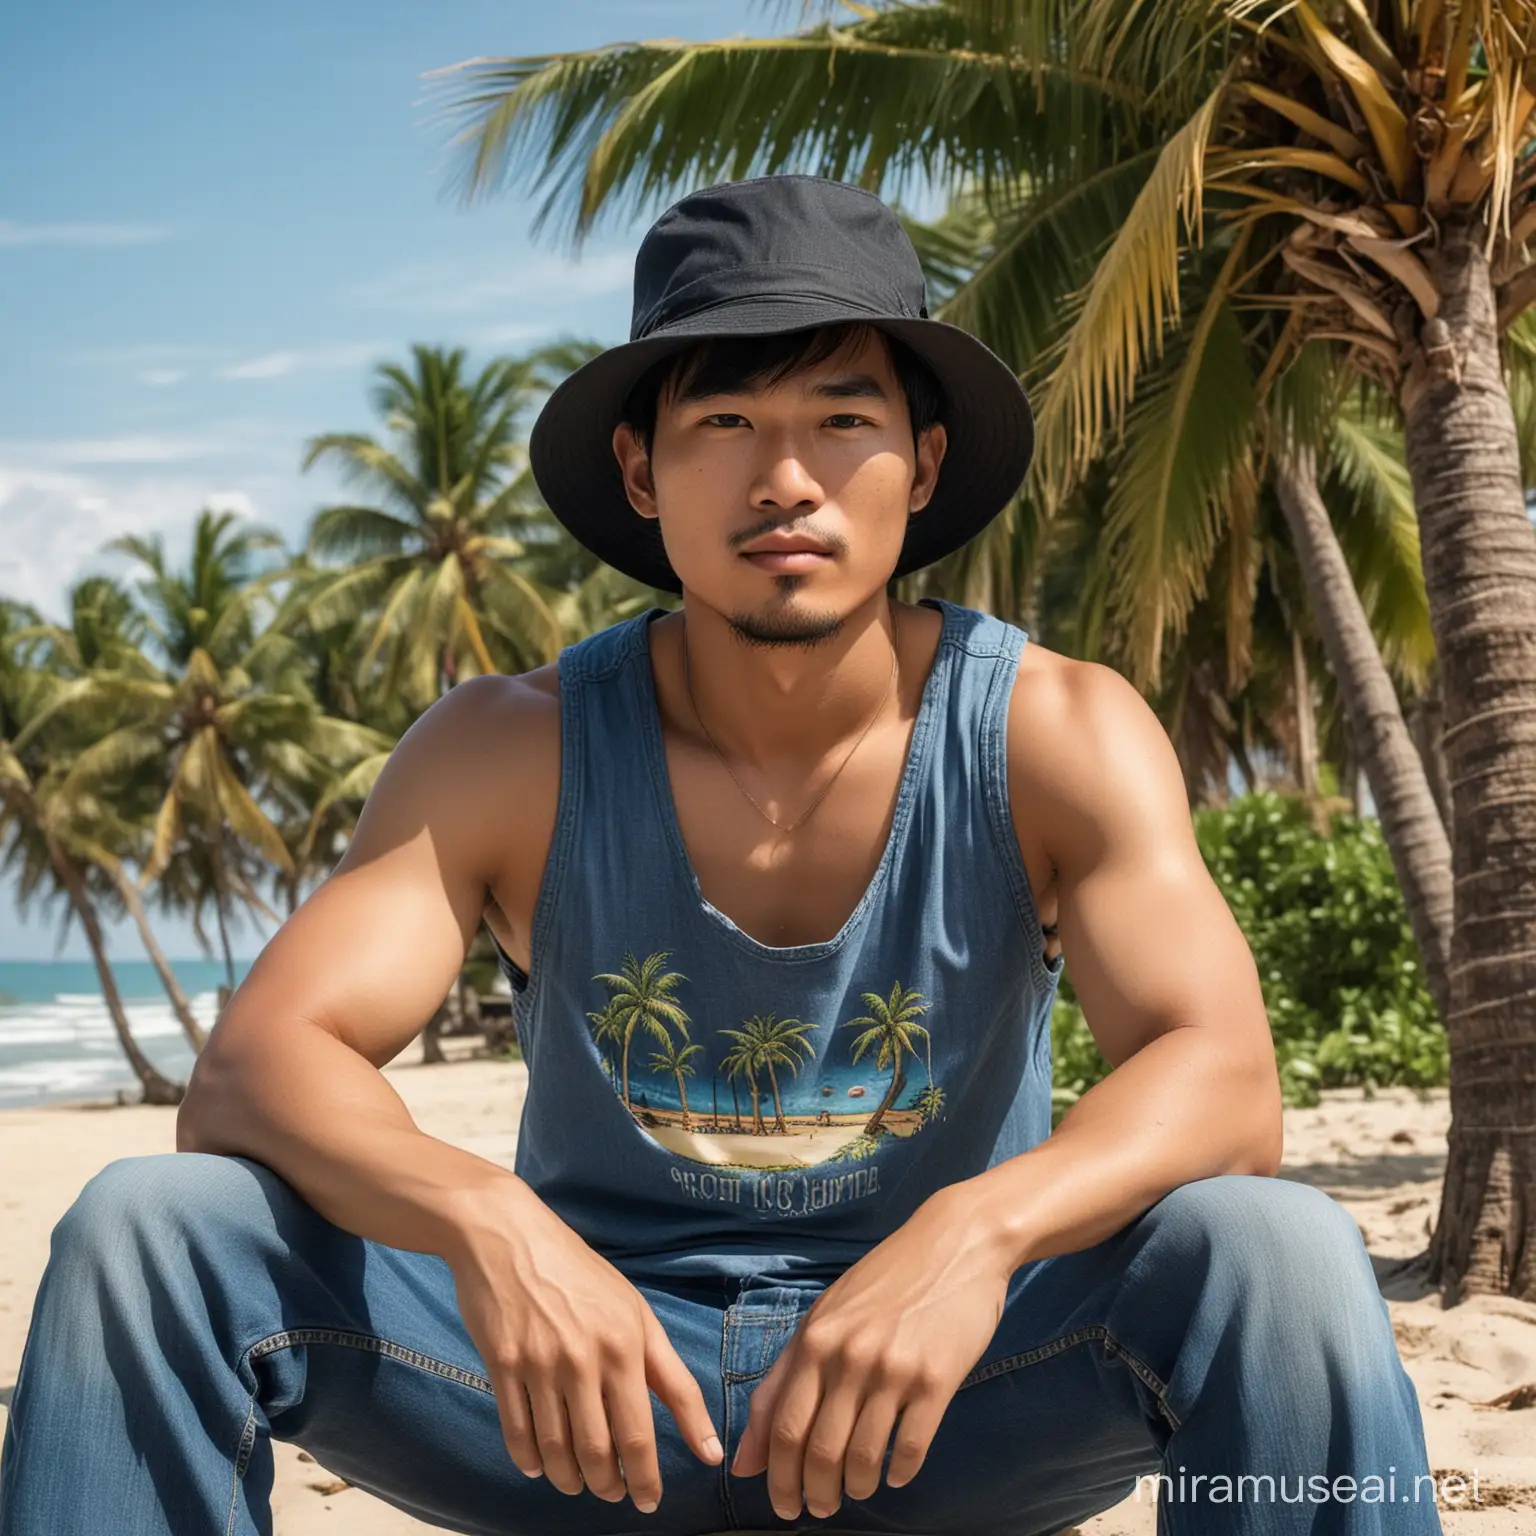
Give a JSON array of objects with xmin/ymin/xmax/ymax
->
[{"xmin": 0, "ymin": 959, "xmax": 253, "ymax": 1109}]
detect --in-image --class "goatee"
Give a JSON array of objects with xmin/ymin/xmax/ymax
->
[{"xmin": 726, "ymin": 596, "xmax": 844, "ymax": 651}]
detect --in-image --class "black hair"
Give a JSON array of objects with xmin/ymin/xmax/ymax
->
[{"xmin": 619, "ymin": 320, "xmax": 944, "ymax": 456}]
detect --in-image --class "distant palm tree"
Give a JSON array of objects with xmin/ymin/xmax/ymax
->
[
  {"xmin": 15, "ymin": 578, "xmax": 210, "ymax": 1049},
  {"xmin": 842, "ymin": 983, "xmax": 932, "ymax": 1139},
  {"xmin": 301, "ymin": 344, "xmax": 575, "ymax": 710},
  {"xmin": 52, "ymin": 511, "xmax": 379, "ymax": 985},
  {"xmin": 592, "ymin": 950, "xmax": 691, "ymax": 1110},
  {"xmin": 647, "ymin": 1034, "xmax": 706, "ymax": 1130},
  {"xmin": 0, "ymin": 605, "xmax": 181, "ymax": 1104},
  {"xmin": 257, "ymin": 558, "xmax": 405, "ymax": 912}
]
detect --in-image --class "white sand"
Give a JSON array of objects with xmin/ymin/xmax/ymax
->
[{"xmin": 1, "ymin": 1043, "xmax": 1532, "ymax": 1534}]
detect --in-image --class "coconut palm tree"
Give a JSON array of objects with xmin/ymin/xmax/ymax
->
[
  {"xmin": 591, "ymin": 949, "xmax": 692, "ymax": 1109},
  {"xmin": 300, "ymin": 344, "xmax": 577, "ymax": 711},
  {"xmin": 841, "ymin": 982, "xmax": 932, "ymax": 1139},
  {"xmin": 647, "ymin": 1034, "xmax": 706, "ymax": 1130},
  {"xmin": 0, "ymin": 606, "xmax": 182, "ymax": 1104},
  {"xmin": 438, "ymin": 0, "xmax": 1536, "ymax": 1299},
  {"xmin": 15, "ymin": 578, "xmax": 212, "ymax": 1049},
  {"xmin": 902, "ymin": 188, "xmax": 1455, "ymax": 1011},
  {"xmin": 251, "ymin": 560, "xmax": 405, "ymax": 916},
  {"xmin": 44, "ymin": 511, "xmax": 380, "ymax": 985}
]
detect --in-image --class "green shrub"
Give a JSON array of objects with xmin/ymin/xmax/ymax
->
[{"xmin": 1049, "ymin": 790, "xmax": 1446, "ymax": 1127}]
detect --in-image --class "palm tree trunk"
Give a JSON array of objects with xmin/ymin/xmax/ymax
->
[
  {"xmin": 1410, "ymin": 662, "xmax": 1453, "ymax": 838},
  {"xmin": 108, "ymin": 864, "xmax": 206, "ymax": 1051},
  {"xmin": 1291, "ymin": 629, "xmax": 1321, "ymax": 801},
  {"xmin": 865, "ymin": 1054, "xmax": 906, "ymax": 1139},
  {"xmin": 1398, "ymin": 219, "xmax": 1536, "ymax": 1302},
  {"xmin": 47, "ymin": 835, "xmax": 182, "ymax": 1106},
  {"xmin": 765, "ymin": 1060, "xmax": 787, "ymax": 1133},
  {"xmin": 1272, "ymin": 448, "xmax": 1454, "ymax": 1026}
]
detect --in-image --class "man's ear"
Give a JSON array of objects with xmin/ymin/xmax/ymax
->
[
  {"xmin": 612, "ymin": 422, "xmax": 660, "ymax": 520},
  {"xmin": 908, "ymin": 422, "xmax": 948, "ymax": 517}
]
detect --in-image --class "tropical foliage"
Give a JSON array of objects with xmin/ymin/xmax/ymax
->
[{"xmin": 1050, "ymin": 790, "xmax": 1446, "ymax": 1127}]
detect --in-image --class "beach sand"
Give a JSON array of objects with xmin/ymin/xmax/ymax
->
[{"xmin": 2, "ymin": 1043, "xmax": 1533, "ymax": 1534}]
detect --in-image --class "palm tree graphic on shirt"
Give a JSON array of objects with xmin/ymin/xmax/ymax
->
[
  {"xmin": 589, "ymin": 951, "xmax": 938, "ymax": 1167},
  {"xmin": 590, "ymin": 950, "xmax": 691, "ymax": 1111},
  {"xmin": 841, "ymin": 982, "xmax": 932, "ymax": 1138},
  {"xmin": 716, "ymin": 1013, "xmax": 818, "ymax": 1134}
]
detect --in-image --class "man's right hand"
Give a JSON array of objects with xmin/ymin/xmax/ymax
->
[{"xmin": 444, "ymin": 1180, "xmax": 725, "ymax": 1513}]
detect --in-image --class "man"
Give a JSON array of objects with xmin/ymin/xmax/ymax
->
[{"xmin": 0, "ymin": 176, "xmax": 1440, "ymax": 1535}]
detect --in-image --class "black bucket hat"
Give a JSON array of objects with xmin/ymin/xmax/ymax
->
[{"xmin": 528, "ymin": 174, "xmax": 1034, "ymax": 594}]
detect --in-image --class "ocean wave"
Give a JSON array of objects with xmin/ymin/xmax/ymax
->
[{"xmin": 0, "ymin": 992, "xmax": 216, "ymax": 1105}]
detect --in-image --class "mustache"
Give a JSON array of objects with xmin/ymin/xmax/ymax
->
[{"xmin": 726, "ymin": 516, "xmax": 849, "ymax": 555}]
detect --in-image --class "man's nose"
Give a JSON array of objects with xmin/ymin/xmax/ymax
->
[{"xmin": 748, "ymin": 432, "xmax": 823, "ymax": 509}]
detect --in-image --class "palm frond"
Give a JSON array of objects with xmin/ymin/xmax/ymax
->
[
  {"xmin": 1098, "ymin": 249, "xmax": 1257, "ymax": 689},
  {"xmin": 1033, "ymin": 75, "xmax": 1227, "ymax": 493},
  {"xmin": 1323, "ymin": 398, "xmax": 1434, "ymax": 686},
  {"xmin": 434, "ymin": 21, "xmax": 1143, "ymax": 241}
]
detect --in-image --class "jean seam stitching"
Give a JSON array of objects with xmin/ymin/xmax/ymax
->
[
  {"xmin": 957, "ymin": 1323, "xmax": 1182, "ymax": 1430},
  {"xmin": 722, "ymin": 1303, "xmax": 798, "ymax": 1382},
  {"xmin": 227, "ymin": 1392, "xmax": 258, "ymax": 1536},
  {"xmin": 720, "ymin": 1314, "xmax": 738, "ymax": 1529},
  {"xmin": 246, "ymin": 1327, "xmax": 495, "ymax": 1396}
]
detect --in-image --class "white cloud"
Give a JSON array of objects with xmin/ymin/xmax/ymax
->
[
  {"xmin": 477, "ymin": 321, "xmax": 548, "ymax": 346},
  {"xmin": 217, "ymin": 341, "xmax": 386, "ymax": 381},
  {"xmin": 204, "ymin": 489, "xmax": 257, "ymax": 518},
  {"xmin": 222, "ymin": 351, "xmax": 301, "ymax": 380},
  {"xmin": 0, "ymin": 435, "xmax": 226, "ymax": 466},
  {"xmin": 0, "ymin": 220, "xmax": 170, "ymax": 248},
  {"xmin": 0, "ymin": 467, "xmax": 303, "ymax": 619},
  {"xmin": 137, "ymin": 368, "xmax": 188, "ymax": 387},
  {"xmin": 348, "ymin": 251, "xmax": 633, "ymax": 314}
]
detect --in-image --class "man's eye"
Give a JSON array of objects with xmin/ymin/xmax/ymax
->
[
  {"xmin": 826, "ymin": 414, "xmax": 869, "ymax": 428},
  {"xmin": 703, "ymin": 413, "xmax": 747, "ymax": 427}
]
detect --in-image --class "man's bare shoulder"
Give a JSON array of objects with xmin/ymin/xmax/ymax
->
[
  {"xmin": 345, "ymin": 664, "xmax": 562, "ymax": 894},
  {"xmin": 403, "ymin": 664, "xmax": 559, "ymax": 783},
  {"xmin": 1006, "ymin": 638, "xmax": 1192, "ymax": 868}
]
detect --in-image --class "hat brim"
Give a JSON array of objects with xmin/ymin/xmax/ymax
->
[{"xmin": 527, "ymin": 297, "xmax": 1034, "ymax": 595}]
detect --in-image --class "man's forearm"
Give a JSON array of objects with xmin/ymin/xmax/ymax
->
[
  {"xmin": 176, "ymin": 1014, "xmax": 539, "ymax": 1264},
  {"xmin": 949, "ymin": 1025, "xmax": 1283, "ymax": 1274}
]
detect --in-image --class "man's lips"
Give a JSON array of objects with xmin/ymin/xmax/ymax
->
[
  {"xmin": 740, "ymin": 548, "xmax": 834, "ymax": 572},
  {"xmin": 739, "ymin": 532, "xmax": 836, "ymax": 572}
]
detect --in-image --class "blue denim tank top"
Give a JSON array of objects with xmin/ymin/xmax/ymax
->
[{"xmin": 494, "ymin": 599, "xmax": 1064, "ymax": 1284}]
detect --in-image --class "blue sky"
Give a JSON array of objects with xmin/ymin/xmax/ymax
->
[{"xmin": 0, "ymin": 0, "xmax": 784, "ymax": 958}]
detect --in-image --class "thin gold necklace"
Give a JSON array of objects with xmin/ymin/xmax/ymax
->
[{"xmin": 682, "ymin": 612, "xmax": 900, "ymax": 836}]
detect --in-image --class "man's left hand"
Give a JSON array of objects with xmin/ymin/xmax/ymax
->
[{"xmin": 728, "ymin": 1182, "xmax": 1014, "ymax": 1521}]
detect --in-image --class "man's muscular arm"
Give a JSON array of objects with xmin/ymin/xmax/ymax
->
[
  {"xmin": 961, "ymin": 651, "xmax": 1284, "ymax": 1273},
  {"xmin": 175, "ymin": 670, "xmax": 557, "ymax": 1256}
]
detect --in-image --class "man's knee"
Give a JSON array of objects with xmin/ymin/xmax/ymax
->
[
  {"xmin": 53, "ymin": 1151, "xmax": 288, "ymax": 1267},
  {"xmin": 1133, "ymin": 1174, "xmax": 1373, "ymax": 1315}
]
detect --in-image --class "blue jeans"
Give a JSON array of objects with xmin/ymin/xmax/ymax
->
[{"xmin": 0, "ymin": 1153, "xmax": 1442, "ymax": 1535}]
